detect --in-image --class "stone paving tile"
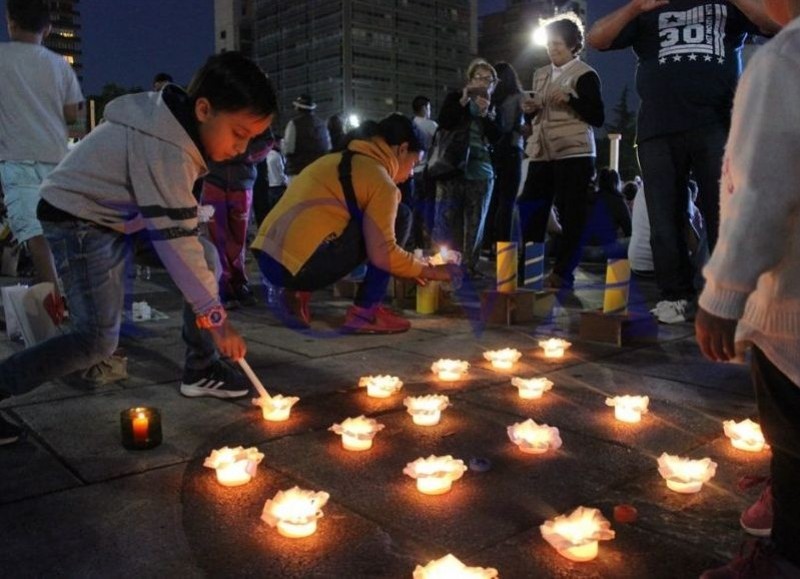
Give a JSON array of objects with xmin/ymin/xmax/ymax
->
[{"xmin": 261, "ymin": 404, "xmax": 654, "ymax": 555}]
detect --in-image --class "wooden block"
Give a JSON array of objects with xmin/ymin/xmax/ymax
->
[
  {"xmin": 480, "ymin": 289, "xmax": 538, "ymax": 325},
  {"xmin": 579, "ymin": 309, "xmax": 658, "ymax": 346},
  {"xmin": 390, "ymin": 277, "xmax": 417, "ymax": 309},
  {"xmin": 333, "ymin": 279, "xmax": 361, "ymax": 299}
]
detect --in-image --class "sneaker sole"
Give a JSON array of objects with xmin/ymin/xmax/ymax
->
[
  {"xmin": 0, "ymin": 435, "xmax": 20, "ymax": 446},
  {"xmin": 180, "ymin": 384, "xmax": 249, "ymax": 399},
  {"xmin": 740, "ymin": 517, "xmax": 772, "ymax": 537},
  {"xmin": 340, "ymin": 326, "xmax": 410, "ymax": 335}
]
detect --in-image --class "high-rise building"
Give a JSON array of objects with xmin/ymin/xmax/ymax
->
[
  {"xmin": 251, "ymin": 0, "xmax": 477, "ymax": 126},
  {"xmin": 479, "ymin": 0, "xmax": 587, "ymax": 88},
  {"xmin": 215, "ymin": 0, "xmax": 256, "ymax": 56},
  {"xmin": 44, "ymin": 0, "xmax": 82, "ymax": 82}
]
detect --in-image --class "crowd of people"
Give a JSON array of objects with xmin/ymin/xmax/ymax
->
[{"xmin": 1, "ymin": 0, "xmax": 798, "ymax": 575}]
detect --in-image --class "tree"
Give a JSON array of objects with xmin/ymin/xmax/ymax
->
[
  {"xmin": 86, "ymin": 83, "xmax": 144, "ymax": 126},
  {"xmin": 603, "ymin": 85, "xmax": 639, "ymax": 180}
]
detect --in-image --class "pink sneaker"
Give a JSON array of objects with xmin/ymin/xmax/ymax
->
[
  {"xmin": 738, "ymin": 476, "xmax": 773, "ymax": 537},
  {"xmin": 341, "ymin": 305, "xmax": 411, "ymax": 334},
  {"xmin": 700, "ymin": 539, "xmax": 800, "ymax": 579}
]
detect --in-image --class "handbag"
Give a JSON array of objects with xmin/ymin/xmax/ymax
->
[{"xmin": 426, "ymin": 126, "xmax": 470, "ymax": 180}]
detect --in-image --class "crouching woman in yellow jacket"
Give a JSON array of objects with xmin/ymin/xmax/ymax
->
[{"xmin": 251, "ymin": 114, "xmax": 454, "ymax": 334}]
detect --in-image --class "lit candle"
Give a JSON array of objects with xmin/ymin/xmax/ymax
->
[
  {"xmin": 428, "ymin": 246, "xmax": 461, "ymax": 266},
  {"xmin": 403, "ymin": 455, "xmax": 467, "ymax": 495},
  {"xmin": 120, "ymin": 407, "xmax": 162, "ymax": 450},
  {"xmin": 483, "ymin": 348, "xmax": 522, "ymax": 371},
  {"xmin": 203, "ymin": 446, "xmax": 265, "ymax": 487},
  {"xmin": 511, "ymin": 376, "xmax": 553, "ymax": 400},
  {"xmin": 657, "ymin": 453, "xmax": 718, "ymax": 494},
  {"xmin": 252, "ymin": 394, "xmax": 299, "ymax": 422},
  {"xmin": 507, "ymin": 419, "xmax": 562, "ymax": 454},
  {"xmin": 431, "ymin": 359, "xmax": 469, "ymax": 382},
  {"xmin": 605, "ymin": 395, "xmax": 650, "ymax": 424},
  {"xmin": 261, "ymin": 486, "xmax": 330, "ymax": 539},
  {"xmin": 723, "ymin": 419, "xmax": 768, "ymax": 452},
  {"xmin": 403, "ymin": 395, "xmax": 450, "ymax": 426},
  {"xmin": 540, "ymin": 506, "xmax": 615, "ymax": 562},
  {"xmin": 538, "ymin": 338, "xmax": 571, "ymax": 358},
  {"xmin": 329, "ymin": 416, "xmax": 384, "ymax": 451},
  {"xmin": 413, "ymin": 554, "xmax": 498, "ymax": 578},
  {"xmin": 132, "ymin": 412, "xmax": 148, "ymax": 443},
  {"xmin": 358, "ymin": 375, "xmax": 403, "ymax": 398}
]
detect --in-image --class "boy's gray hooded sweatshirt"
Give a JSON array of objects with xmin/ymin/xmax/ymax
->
[{"xmin": 40, "ymin": 90, "xmax": 219, "ymax": 314}]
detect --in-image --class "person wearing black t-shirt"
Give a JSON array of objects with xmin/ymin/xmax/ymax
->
[{"xmin": 587, "ymin": 0, "xmax": 777, "ymax": 323}]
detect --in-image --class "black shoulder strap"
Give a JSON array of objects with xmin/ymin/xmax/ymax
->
[{"xmin": 337, "ymin": 150, "xmax": 363, "ymax": 224}]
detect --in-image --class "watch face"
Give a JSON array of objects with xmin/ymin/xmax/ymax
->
[{"xmin": 209, "ymin": 310, "xmax": 224, "ymax": 325}]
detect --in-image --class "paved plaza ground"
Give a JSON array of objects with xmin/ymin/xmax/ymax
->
[{"xmin": 0, "ymin": 264, "xmax": 768, "ymax": 578}]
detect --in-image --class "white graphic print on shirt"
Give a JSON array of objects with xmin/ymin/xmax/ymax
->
[{"xmin": 657, "ymin": 3, "xmax": 728, "ymax": 64}]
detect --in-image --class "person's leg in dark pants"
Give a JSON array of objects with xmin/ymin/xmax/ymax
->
[
  {"xmin": 637, "ymin": 135, "xmax": 695, "ymax": 301},
  {"xmin": 517, "ymin": 161, "xmax": 556, "ymax": 245},
  {"xmin": 463, "ymin": 177, "xmax": 493, "ymax": 271},
  {"xmin": 493, "ymin": 148, "xmax": 523, "ymax": 243},
  {"xmin": 433, "ymin": 178, "xmax": 465, "ymax": 254},
  {"xmin": 687, "ymin": 123, "xmax": 728, "ymax": 252},
  {"xmin": 551, "ymin": 157, "xmax": 594, "ymax": 285}
]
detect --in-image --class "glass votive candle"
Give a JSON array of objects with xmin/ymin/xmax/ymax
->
[{"xmin": 120, "ymin": 407, "xmax": 162, "ymax": 450}]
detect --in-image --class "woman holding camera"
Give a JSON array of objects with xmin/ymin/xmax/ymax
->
[
  {"xmin": 517, "ymin": 14, "xmax": 604, "ymax": 290},
  {"xmin": 432, "ymin": 59, "xmax": 501, "ymax": 277}
]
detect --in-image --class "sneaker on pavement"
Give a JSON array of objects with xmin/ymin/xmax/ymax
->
[
  {"xmin": 700, "ymin": 539, "xmax": 800, "ymax": 579},
  {"xmin": 341, "ymin": 305, "xmax": 411, "ymax": 334},
  {"xmin": 0, "ymin": 414, "xmax": 22, "ymax": 446},
  {"xmin": 739, "ymin": 476, "xmax": 773, "ymax": 537},
  {"xmin": 653, "ymin": 299, "xmax": 689, "ymax": 324},
  {"xmin": 180, "ymin": 360, "xmax": 250, "ymax": 399}
]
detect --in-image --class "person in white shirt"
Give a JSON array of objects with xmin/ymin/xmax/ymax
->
[{"xmin": 411, "ymin": 96, "xmax": 438, "ymax": 247}]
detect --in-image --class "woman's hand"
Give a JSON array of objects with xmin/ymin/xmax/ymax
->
[
  {"xmin": 550, "ymin": 89, "xmax": 571, "ymax": 106},
  {"xmin": 521, "ymin": 94, "xmax": 541, "ymax": 114}
]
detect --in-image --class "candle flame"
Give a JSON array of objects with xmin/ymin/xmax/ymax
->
[
  {"xmin": 261, "ymin": 486, "xmax": 330, "ymax": 527},
  {"xmin": 329, "ymin": 415, "xmax": 385, "ymax": 439},
  {"xmin": 203, "ymin": 446, "xmax": 264, "ymax": 470},
  {"xmin": 507, "ymin": 419, "xmax": 562, "ymax": 453},
  {"xmin": 413, "ymin": 553, "xmax": 498, "ymax": 578}
]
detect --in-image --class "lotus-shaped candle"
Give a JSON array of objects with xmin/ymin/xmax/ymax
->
[
  {"xmin": 404, "ymin": 394, "xmax": 450, "ymax": 426},
  {"xmin": 511, "ymin": 376, "xmax": 553, "ymax": 400},
  {"xmin": 404, "ymin": 455, "xmax": 467, "ymax": 495},
  {"xmin": 483, "ymin": 348, "xmax": 522, "ymax": 370},
  {"xmin": 540, "ymin": 506, "xmax": 615, "ymax": 562},
  {"xmin": 431, "ymin": 359, "xmax": 469, "ymax": 382},
  {"xmin": 657, "ymin": 452, "xmax": 718, "ymax": 493},
  {"xmin": 507, "ymin": 419, "xmax": 562, "ymax": 454},
  {"xmin": 252, "ymin": 394, "xmax": 300, "ymax": 422},
  {"xmin": 261, "ymin": 486, "xmax": 330, "ymax": 538},
  {"xmin": 428, "ymin": 246, "xmax": 461, "ymax": 266},
  {"xmin": 538, "ymin": 338, "xmax": 571, "ymax": 358},
  {"xmin": 413, "ymin": 554, "xmax": 498, "ymax": 578},
  {"xmin": 358, "ymin": 375, "xmax": 403, "ymax": 398},
  {"xmin": 329, "ymin": 415, "xmax": 384, "ymax": 451},
  {"xmin": 605, "ymin": 395, "xmax": 650, "ymax": 423},
  {"xmin": 723, "ymin": 419, "xmax": 768, "ymax": 452},
  {"xmin": 203, "ymin": 446, "xmax": 265, "ymax": 487}
]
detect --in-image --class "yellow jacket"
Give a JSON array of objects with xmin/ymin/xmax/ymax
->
[{"xmin": 251, "ymin": 137, "xmax": 425, "ymax": 279}]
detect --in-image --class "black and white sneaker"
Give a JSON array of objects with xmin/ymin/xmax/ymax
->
[
  {"xmin": 0, "ymin": 414, "xmax": 22, "ymax": 446},
  {"xmin": 180, "ymin": 361, "xmax": 250, "ymax": 399}
]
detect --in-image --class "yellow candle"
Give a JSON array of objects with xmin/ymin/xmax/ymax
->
[
  {"xmin": 277, "ymin": 519, "xmax": 317, "ymax": 539},
  {"xmin": 416, "ymin": 476, "xmax": 452, "ymax": 495}
]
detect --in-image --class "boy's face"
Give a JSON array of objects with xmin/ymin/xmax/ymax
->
[{"xmin": 195, "ymin": 98, "xmax": 273, "ymax": 162}]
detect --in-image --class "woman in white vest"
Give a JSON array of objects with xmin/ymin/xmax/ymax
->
[{"xmin": 517, "ymin": 13, "xmax": 605, "ymax": 290}]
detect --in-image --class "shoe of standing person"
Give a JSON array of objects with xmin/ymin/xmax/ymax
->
[{"xmin": 341, "ymin": 304, "xmax": 411, "ymax": 334}]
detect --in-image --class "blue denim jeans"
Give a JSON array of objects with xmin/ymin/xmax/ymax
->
[{"xmin": 0, "ymin": 221, "xmax": 126, "ymax": 397}]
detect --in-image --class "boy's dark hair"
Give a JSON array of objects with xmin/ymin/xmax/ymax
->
[
  {"xmin": 153, "ymin": 72, "xmax": 173, "ymax": 84},
  {"xmin": 347, "ymin": 113, "xmax": 426, "ymax": 153},
  {"xmin": 412, "ymin": 96, "xmax": 430, "ymax": 115},
  {"xmin": 187, "ymin": 52, "xmax": 278, "ymax": 118},
  {"xmin": 544, "ymin": 12, "xmax": 585, "ymax": 54},
  {"xmin": 7, "ymin": 0, "xmax": 51, "ymax": 33}
]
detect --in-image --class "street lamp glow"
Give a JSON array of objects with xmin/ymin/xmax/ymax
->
[
  {"xmin": 532, "ymin": 26, "xmax": 548, "ymax": 47},
  {"xmin": 348, "ymin": 113, "xmax": 360, "ymax": 128}
]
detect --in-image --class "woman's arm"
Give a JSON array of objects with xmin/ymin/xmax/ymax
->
[{"xmin": 567, "ymin": 72, "xmax": 605, "ymax": 128}]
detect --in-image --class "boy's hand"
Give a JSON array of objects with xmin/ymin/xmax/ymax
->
[
  {"xmin": 695, "ymin": 307, "xmax": 737, "ymax": 362},
  {"xmin": 43, "ymin": 290, "xmax": 66, "ymax": 325},
  {"xmin": 632, "ymin": 0, "xmax": 670, "ymax": 14},
  {"xmin": 209, "ymin": 319, "xmax": 247, "ymax": 361}
]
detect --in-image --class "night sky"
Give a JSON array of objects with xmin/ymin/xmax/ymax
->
[{"xmin": 1, "ymin": 0, "xmax": 636, "ymax": 119}]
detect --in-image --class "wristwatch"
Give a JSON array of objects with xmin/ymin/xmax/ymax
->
[{"xmin": 196, "ymin": 305, "xmax": 227, "ymax": 329}]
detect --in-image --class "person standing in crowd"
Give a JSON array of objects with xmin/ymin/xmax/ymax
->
[
  {"xmin": 152, "ymin": 72, "xmax": 173, "ymax": 92},
  {"xmin": 696, "ymin": 0, "xmax": 800, "ymax": 575},
  {"xmin": 411, "ymin": 95, "xmax": 438, "ymax": 248},
  {"xmin": 327, "ymin": 114, "xmax": 346, "ymax": 151},
  {"xmin": 283, "ymin": 94, "xmax": 331, "ymax": 180},
  {"xmin": 252, "ymin": 133, "xmax": 287, "ymax": 227},
  {"xmin": 433, "ymin": 59, "xmax": 500, "ymax": 277},
  {"xmin": 587, "ymin": 0, "xmax": 777, "ymax": 323},
  {"xmin": 487, "ymin": 62, "xmax": 525, "ymax": 246},
  {"xmin": 0, "ymin": 0, "xmax": 84, "ymax": 324},
  {"xmin": 517, "ymin": 13, "xmax": 604, "ymax": 290}
]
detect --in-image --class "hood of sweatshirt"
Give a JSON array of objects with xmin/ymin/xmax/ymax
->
[
  {"xmin": 347, "ymin": 137, "xmax": 400, "ymax": 182},
  {"xmin": 103, "ymin": 88, "xmax": 206, "ymax": 172}
]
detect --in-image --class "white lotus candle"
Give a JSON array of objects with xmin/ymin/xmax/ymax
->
[
  {"xmin": 203, "ymin": 446, "xmax": 264, "ymax": 487},
  {"xmin": 261, "ymin": 486, "xmax": 330, "ymax": 538},
  {"xmin": 403, "ymin": 455, "xmax": 467, "ymax": 495},
  {"xmin": 329, "ymin": 415, "xmax": 384, "ymax": 451},
  {"xmin": 605, "ymin": 395, "xmax": 650, "ymax": 423},
  {"xmin": 511, "ymin": 376, "xmax": 553, "ymax": 400},
  {"xmin": 431, "ymin": 359, "xmax": 469, "ymax": 382},
  {"xmin": 507, "ymin": 419, "xmax": 562, "ymax": 454},
  {"xmin": 657, "ymin": 453, "xmax": 718, "ymax": 494},
  {"xmin": 483, "ymin": 348, "xmax": 522, "ymax": 370},
  {"xmin": 723, "ymin": 419, "xmax": 768, "ymax": 452},
  {"xmin": 358, "ymin": 375, "xmax": 403, "ymax": 398},
  {"xmin": 538, "ymin": 338, "xmax": 571, "ymax": 358},
  {"xmin": 413, "ymin": 554, "xmax": 498, "ymax": 578},
  {"xmin": 404, "ymin": 394, "xmax": 450, "ymax": 426},
  {"xmin": 540, "ymin": 506, "xmax": 615, "ymax": 562},
  {"xmin": 252, "ymin": 394, "xmax": 299, "ymax": 422},
  {"xmin": 428, "ymin": 246, "xmax": 461, "ymax": 266}
]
